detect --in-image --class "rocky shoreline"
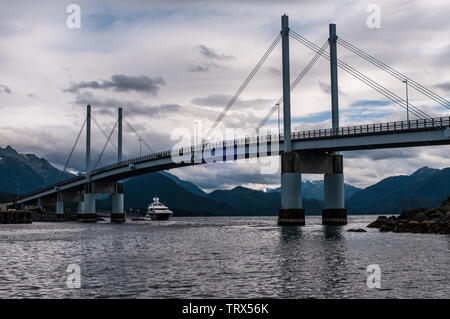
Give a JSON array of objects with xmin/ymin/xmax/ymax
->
[{"xmin": 367, "ymin": 195, "xmax": 450, "ymax": 234}]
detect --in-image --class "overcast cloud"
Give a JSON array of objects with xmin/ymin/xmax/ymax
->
[{"xmin": 0, "ymin": 0, "xmax": 449, "ymax": 190}]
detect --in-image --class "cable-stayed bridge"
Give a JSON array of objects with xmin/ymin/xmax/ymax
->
[{"xmin": 3, "ymin": 15, "xmax": 449, "ymax": 225}]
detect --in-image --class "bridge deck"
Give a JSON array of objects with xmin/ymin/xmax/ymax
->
[{"xmin": 5, "ymin": 116, "xmax": 450, "ymax": 205}]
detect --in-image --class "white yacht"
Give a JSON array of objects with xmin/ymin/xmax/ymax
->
[{"xmin": 144, "ymin": 197, "xmax": 173, "ymax": 221}]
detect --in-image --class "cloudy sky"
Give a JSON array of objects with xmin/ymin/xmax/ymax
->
[{"xmin": 0, "ymin": 0, "xmax": 449, "ymax": 191}]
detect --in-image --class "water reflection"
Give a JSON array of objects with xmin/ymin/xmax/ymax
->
[
  {"xmin": 0, "ymin": 217, "xmax": 448, "ymax": 298},
  {"xmin": 322, "ymin": 225, "xmax": 344, "ymax": 241},
  {"xmin": 276, "ymin": 226, "xmax": 307, "ymax": 297},
  {"xmin": 318, "ymin": 224, "xmax": 349, "ymax": 297},
  {"xmin": 279, "ymin": 226, "xmax": 303, "ymax": 244}
]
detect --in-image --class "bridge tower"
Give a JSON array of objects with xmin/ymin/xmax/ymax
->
[
  {"xmin": 111, "ymin": 107, "xmax": 126, "ymax": 222},
  {"xmin": 322, "ymin": 24, "xmax": 347, "ymax": 225},
  {"xmin": 78, "ymin": 104, "xmax": 97, "ymax": 222},
  {"xmin": 278, "ymin": 14, "xmax": 305, "ymax": 225}
]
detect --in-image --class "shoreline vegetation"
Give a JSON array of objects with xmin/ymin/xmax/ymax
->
[{"xmin": 367, "ymin": 195, "xmax": 450, "ymax": 234}]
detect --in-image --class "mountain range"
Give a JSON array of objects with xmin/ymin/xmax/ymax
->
[
  {"xmin": 266, "ymin": 180, "xmax": 361, "ymax": 201},
  {"xmin": 96, "ymin": 172, "xmax": 324, "ymax": 216},
  {"xmin": 0, "ymin": 145, "xmax": 449, "ymax": 216},
  {"xmin": 0, "ymin": 145, "xmax": 73, "ymax": 194},
  {"xmin": 347, "ymin": 167, "xmax": 450, "ymax": 214}
]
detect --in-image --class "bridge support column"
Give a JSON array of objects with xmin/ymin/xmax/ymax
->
[
  {"xmin": 56, "ymin": 201, "xmax": 64, "ymax": 215},
  {"xmin": 278, "ymin": 152, "xmax": 305, "ymax": 225},
  {"xmin": 111, "ymin": 182, "xmax": 125, "ymax": 222},
  {"xmin": 77, "ymin": 201, "xmax": 84, "ymax": 215},
  {"xmin": 111, "ymin": 107, "xmax": 126, "ymax": 223},
  {"xmin": 278, "ymin": 15, "xmax": 304, "ymax": 225},
  {"xmin": 78, "ymin": 105, "xmax": 97, "ymax": 222},
  {"xmin": 322, "ymin": 24, "xmax": 347, "ymax": 225},
  {"xmin": 79, "ymin": 193, "xmax": 96, "ymax": 222},
  {"xmin": 78, "ymin": 183, "xmax": 97, "ymax": 222},
  {"xmin": 55, "ymin": 192, "xmax": 64, "ymax": 215},
  {"xmin": 323, "ymin": 173, "xmax": 347, "ymax": 225}
]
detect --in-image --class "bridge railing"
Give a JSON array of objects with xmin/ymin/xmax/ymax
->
[
  {"xmin": 91, "ymin": 116, "xmax": 449, "ymax": 176},
  {"xmin": 291, "ymin": 116, "xmax": 448, "ymax": 140},
  {"xmin": 13, "ymin": 175, "xmax": 85, "ymax": 202}
]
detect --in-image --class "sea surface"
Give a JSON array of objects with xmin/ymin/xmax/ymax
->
[{"xmin": 0, "ymin": 216, "xmax": 448, "ymax": 298}]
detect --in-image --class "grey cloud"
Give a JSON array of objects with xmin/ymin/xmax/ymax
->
[
  {"xmin": 268, "ymin": 66, "xmax": 281, "ymax": 76},
  {"xmin": 319, "ymin": 81, "xmax": 346, "ymax": 96},
  {"xmin": 319, "ymin": 81, "xmax": 330, "ymax": 94},
  {"xmin": 0, "ymin": 84, "xmax": 11, "ymax": 94},
  {"xmin": 74, "ymin": 91, "xmax": 181, "ymax": 118},
  {"xmin": 435, "ymin": 82, "xmax": 450, "ymax": 92},
  {"xmin": 0, "ymin": 123, "xmax": 175, "ymax": 173},
  {"xmin": 344, "ymin": 149, "xmax": 413, "ymax": 161},
  {"xmin": 189, "ymin": 65, "xmax": 210, "ymax": 72},
  {"xmin": 65, "ymin": 74, "xmax": 166, "ymax": 95},
  {"xmin": 189, "ymin": 45, "xmax": 234, "ymax": 72},
  {"xmin": 197, "ymin": 45, "xmax": 234, "ymax": 61},
  {"xmin": 192, "ymin": 94, "xmax": 274, "ymax": 109}
]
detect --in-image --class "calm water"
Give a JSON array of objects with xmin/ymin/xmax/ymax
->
[{"xmin": 0, "ymin": 216, "xmax": 448, "ymax": 298}]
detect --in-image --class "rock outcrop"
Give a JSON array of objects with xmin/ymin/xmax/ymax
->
[
  {"xmin": 347, "ymin": 228, "xmax": 367, "ymax": 232},
  {"xmin": 367, "ymin": 195, "xmax": 450, "ymax": 234}
]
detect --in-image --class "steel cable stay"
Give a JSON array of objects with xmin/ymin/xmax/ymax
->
[
  {"xmin": 293, "ymin": 36, "xmax": 430, "ymax": 118},
  {"xmin": 92, "ymin": 115, "xmax": 118, "ymax": 150},
  {"xmin": 203, "ymin": 33, "xmax": 282, "ymax": 141},
  {"xmin": 256, "ymin": 40, "xmax": 330, "ymax": 131},
  {"xmin": 337, "ymin": 37, "xmax": 450, "ymax": 110},
  {"xmin": 124, "ymin": 119, "xmax": 154, "ymax": 154},
  {"xmin": 290, "ymin": 31, "xmax": 445, "ymax": 134},
  {"xmin": 289, "ymin": 30, "xmax": 428, "ymax": 117},
  {"xmin": 58, "ymin": 118, "xmax": 87, "ymax": 185},
  {"xmin": 93, "ymin": 119, "xmax": 118, "ymax": 171},
  {"xmin": 289, "ymin": 30, "xmax": 442, "ymax": 127}
]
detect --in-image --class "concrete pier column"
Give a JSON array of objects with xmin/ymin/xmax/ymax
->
[
  {"xmin": 279, "ymin": 152, "xmax": 305, "ymax": 225},
  {"xmin": 279, "ymin": 171, "xmax": 304, "ymax": 225},
  {"xmin": 77, "ymin": 201, "xmax": 85, "ymax": 215},
  {"xmin": 111, "ymin": 182, "xmax": 125, "ymax": 222},
  {"xmin": 56, "ymin": 192, "xmax": 64, "ymax": 215},
  {"xmin": 323, "ymin": 173, "xmax": 347, "ymax": 225},
  {"xmin": 56, "ymin": 201, "xmax": 64, "ymax": 215},
  {"xmin": 80, "ymin": 192, "xmax": 97, "ymax": 222}
]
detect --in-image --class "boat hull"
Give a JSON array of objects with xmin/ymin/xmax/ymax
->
[{"xmin": 151, "ymin": 213, "xmax": 172, "ymax": 221}]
